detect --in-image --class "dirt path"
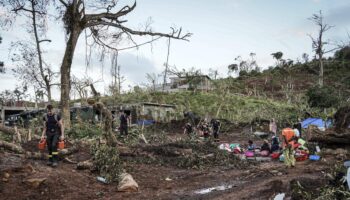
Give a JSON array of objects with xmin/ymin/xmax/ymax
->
[{"xmin": 0, "ymin": 150, "xmax": 332, "ymax": 200}]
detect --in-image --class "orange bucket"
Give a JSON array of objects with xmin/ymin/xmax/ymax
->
[
  {"xmin": 58, "ymin": 140, "xmax": 65, "ymax": 150},
  {"xmin": 38, "ymin": 139, "xmax": 46, "ymax": 150}
]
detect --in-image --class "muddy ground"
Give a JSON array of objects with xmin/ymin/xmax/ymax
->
[{"xmin": 0, "ymin": 129, "xmax": 344, "ymax": 200}]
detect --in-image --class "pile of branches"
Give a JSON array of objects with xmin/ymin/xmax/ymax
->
[
  {"xmin": 122, "ymin": 140, "xmax": 251, "ymax": 170},
  {"xmin": 291, "ymin": 163, "xmax": 350, "ymax": 200}
]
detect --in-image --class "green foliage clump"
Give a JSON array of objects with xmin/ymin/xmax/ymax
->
[
  {"xmin": 291, "ymin": 163, "xmax": 350, "ymax": 200},
  {"xmin": 132, "ymin": 140, "xmax": 251, "ymax": 170},
  {"xmin": 91, "ymin": 143, "xmax": 123, "ymax": 183},
  {"xmin": 306, "ymin": 86, "xmax": 340, "ymax": 109},
  {"xmin": 68, "ymin": 123, "xmax": 103, "ymax": 139}
]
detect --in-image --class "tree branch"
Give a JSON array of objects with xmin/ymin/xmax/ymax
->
[
  {"xmin": 58, "ymin": 0, "xmax": 68, "ymax": 7},
  {"xmin": 89, "ymin": 21, "xmax": 191, "ymax": 41},
  {"xmin": 84, "ymin": 2, "xmax": 136, "ymax": 23}
]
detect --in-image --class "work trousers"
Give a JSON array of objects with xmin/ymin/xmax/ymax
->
[
  {"xmin": 47, "ymin": 134, "xmax": 59, "ymax": 161},
  {"xmin": 213, "ymin": 129, "xmax": 219, "ymax": 139},
  {"xmin": 120, "ymin": 125, "xmax": 128, "ymax": 136}
]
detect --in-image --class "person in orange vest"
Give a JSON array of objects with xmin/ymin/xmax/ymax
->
[{"xmin": 281, "ymin": 123, "xmax": 296, "ymax": 167}]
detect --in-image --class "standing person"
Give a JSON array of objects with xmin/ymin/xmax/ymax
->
[
  {"xmin": 201, "ymin": 119, "xmax": 210, "ymax": 138},
  {"xmin": 281, "ymin": 124, "xmax": 296, "ymax": 167},
  {"xmin": 293, "ymin": 124, "xmax": 301, "ymax": 139},
  {"xmin": 296, "ymin": 118, "xmax": 302, "ymax": 138},
  {"xmin": 210, "ymin": 118, "xmax": 221, "ymax": 141},
  {"xmin": 183, "ymin": 123, "xmax": 194, "ymax": 136},
  {"xmin": 41, "ymin": 105, "xmax": 64, "ymax": 167},
  {"xmin": 269, "ymin": 118, "xmax": 277, "ymax": 135},
  {"xmin": 119, "ymin": 111, "xmax": 129, "ymax": 136}
]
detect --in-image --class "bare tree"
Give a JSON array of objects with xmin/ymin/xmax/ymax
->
[
  {"xmin": 162, "ymin": 37, "xmax": 171, "ymax": 91},
  {"xmin": 271, "ymin": 51, "xmax": 283, "ymax": 67},
  {"xmin": 11, "ymin": 42, "xmax": 58, "ymax": 102},
  {"xmin": 55, "ymin": 0, "xmax": 191, "ymax": 128},
  {"xmin": 208, "ymin": 68, "xmax": 219, "ymax": 80},
  {"xmin": 110, "ymin": 52, "xmax": 125, "ymax": 95},
  {"xmin": 2, "ymin": 0, "xmax": 56, "ymax": 102},
  {"xmin": 0, "ymin": 36, "xmax": 4, "ymax": 73},
  {"xmin": 227, "ymin": 64, "xmax": 238, "ymax": 76},
  {"xmin": 13, "ymin": 85, "xmax": 28, "ymax": 102},
  {"xmin": 234, "ymin": 53, "xmax": 259, "ymax": 75},
  {"xmin": 146, "ymin": 73, "xmax": 159, "ymax": 92},
  {"xmin": 308, "ymin": 10, "xmax": 338, "ymax": 87},
  {"xmin": 71, "ymin": 75, "xmax": 91, "ymax": 102},
  {"xmin": 302, "ymin": 53, "xmax": 309, "ymax": 63}
]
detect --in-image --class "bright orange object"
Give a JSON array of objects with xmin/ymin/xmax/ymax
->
[
  {"xmin": 38, "ymin": 139, "xmax": 46, "ymax": 150},
  {"xmin": 282, "ymin": 128, "xmax": 296, "ymax": 147},
  {"xmin": 58, "ymin": 140, "xmax": 65, "ymax": 149}
]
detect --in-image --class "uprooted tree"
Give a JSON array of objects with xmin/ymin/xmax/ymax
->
[
  {"xmin": 307, "ymin": 106, "xmax": 350, "ymax": 144},
  {"xmin": 56, "ymin": 0, "xmax": 191, "ymax": 129}
]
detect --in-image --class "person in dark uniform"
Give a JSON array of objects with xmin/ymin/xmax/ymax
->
[
  {"xmin": 119, "ymin": 111, "xmax": 129, "ymax": 136},
  {"xmin": 210, "ymin": 118, "xmax": 221, "ymax": 141},
  {"xmin": 41, "ymin": 105, "xmax": 64, "ymax": 167}
]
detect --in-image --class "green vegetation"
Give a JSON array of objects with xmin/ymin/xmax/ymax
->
[
  {"xmin": 68, "ymin": 123, "xmax": 103, "ymax": 139},
  {"xmin": 91, "ymin": 142, "xmax": 123, "ymax": 183}
]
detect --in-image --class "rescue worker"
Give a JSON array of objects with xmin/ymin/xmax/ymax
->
[
  {"xmin": 41, "ymin": 105, "xmax": 64, "ymax": 167},
  {"xmin": 119, "ymin": 111, "xmax": 129, "ymax": 136},
  {"xmin": 281, "ymin": 124, "xmax": 296, "ymax": 167},
  {"xmin": 210, "ymin": 118, "xmax": 221, "ymax": 141}
]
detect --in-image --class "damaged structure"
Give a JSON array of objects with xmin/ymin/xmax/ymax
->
[{"xmin": 112, "ymin": 102, "xmax": 177, "ymax": 125}]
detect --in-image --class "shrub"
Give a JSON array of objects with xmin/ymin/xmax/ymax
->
[
  {"xmin": 306, "ymin": 86, "xmax": 339, "ymax": 108},
  {"xmin": 68, "ymin": 123, "xmax": 103, "ymax": 139},
  {"xmin": 91, "ymin": 143, "xmax": 123, "ymax": 183}
]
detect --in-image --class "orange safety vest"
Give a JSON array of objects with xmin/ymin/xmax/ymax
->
[{"xmin": 282, "ymin": 128, "xmax": 296, "ymax": 148}]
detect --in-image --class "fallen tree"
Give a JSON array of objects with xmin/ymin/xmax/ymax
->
[
  {"xmin": 0, "ymin": 125, "xmax": 40, "ymax": 142},
  {"xmin": 306, "ymin": 126, "xmax": 350, "ymax": 144},
  {"xmin": 334, "ymin": 106, "xmax": 350, "ymax": 133},
  {"xmin": 306, "ymin": 106, "xmax": 350, "ymax": 145},
  {"xmin": 0, "ymin": 139, "xmax": 79, "ymax": 159}
]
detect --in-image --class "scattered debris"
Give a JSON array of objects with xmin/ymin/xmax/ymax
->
[
  {"xmin": 194, "ymin": 184, "xmax": 234, "ymax": 195},
  {"xmin": 273, "ymin": 193, "xmax": 285, "ymax": 200},
  {"xmin": 117, "ymin": 173, "xmax": 139, "ymax": 192},
  {"xmin": 24, "ymin": 178, "xmax": 47, "ymax": 188},
  {"xmin": 96, "ymin": 176, "xmax": 108, "ymax": 184}
]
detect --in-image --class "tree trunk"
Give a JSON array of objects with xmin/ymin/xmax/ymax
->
[
  {"xmin": 60, "ymin": 28, "xmax": 82, "ymax": 129},
  {"xmin": 93, "ymin": 102, "xmax": 118, "ymax": 146},
  {"xmin": 162, "ymin": 37, "xmax": 171, "ymax": 92},
  {"xmin": 0, "ymin": 140, "xmax": 25, "ymax": 154},
  {"xmin": 306, "ymin": 126, "xmax": 350, "ymax": 144},
  {"xmin": 31, "ymin": 1, "xmax": 51, "ymax": 103},
  {"xmin": 319, "ymin": 55, "xmax": 324, "ymax": 87}
]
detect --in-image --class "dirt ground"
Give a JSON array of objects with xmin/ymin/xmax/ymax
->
[{"xmin": 0, "ymin": 130, "xmax": 341, "ymax": 200}]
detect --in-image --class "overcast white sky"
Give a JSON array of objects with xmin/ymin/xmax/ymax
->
[{"xmin": 0, "ymin": 0, "xmax": 350, "ymax": 101}]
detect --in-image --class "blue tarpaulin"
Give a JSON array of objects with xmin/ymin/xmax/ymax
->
[
  {"xmin": 137, "ymin": 120, "xmax": 155, "ymax": 125},
  {"xmin": 301, "ymin": 118, "xmax": 332, "ymax": 129}
]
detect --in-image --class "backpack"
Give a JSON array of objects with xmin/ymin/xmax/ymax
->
[{"xmin": 44, "ymin": 114, "xmax": 61, "ymax": 135}]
